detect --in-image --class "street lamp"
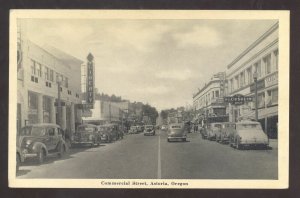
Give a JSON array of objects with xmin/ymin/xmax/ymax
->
[
  {"xmin": 253, "ymin": 72, "xmax": 258, "ymax": 121},
  {"xmin": 57, "ymin": 75, "xmax": 62, "ymax": 127}
]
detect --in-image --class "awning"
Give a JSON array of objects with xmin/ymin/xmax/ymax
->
[{"xmin": 240, "ymin": 106, "xmax": 278, "ymax": 120}]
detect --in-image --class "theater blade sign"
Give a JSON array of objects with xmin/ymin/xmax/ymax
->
[
  {"xmin": 86, "ymin": 53, "xmax": 95, "ymax": 109},
  {"xmin": 224, "ymin": 94, "xmax": 253, "ymax": 105}
]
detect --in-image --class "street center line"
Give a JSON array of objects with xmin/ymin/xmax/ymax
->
[{"xmin": 157, "ymin": 130, "xmax": 161, "ymax": 179}]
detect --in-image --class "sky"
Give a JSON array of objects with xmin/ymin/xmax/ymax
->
[{"xmin": 23, "ymin": 19, "xmax": 277, "ymax": 111}]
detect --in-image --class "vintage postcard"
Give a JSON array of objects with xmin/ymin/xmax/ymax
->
[{"xmin": 9, "ymin": 10, "xmax": 289, "ymax": 188}]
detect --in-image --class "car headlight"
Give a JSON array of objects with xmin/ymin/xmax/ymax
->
[{"xmin": 25, "ymin": 140, "xmax": 32, "ymax": 147}]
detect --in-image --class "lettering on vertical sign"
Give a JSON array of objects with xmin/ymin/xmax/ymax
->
[{"xmin": 86, "ymin": 53, "xmax": 94, "ymax": 109}]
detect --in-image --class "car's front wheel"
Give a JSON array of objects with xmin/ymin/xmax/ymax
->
[{"xmin": 37, "ymin": 148, "xmax": 45, "ymax": 164}]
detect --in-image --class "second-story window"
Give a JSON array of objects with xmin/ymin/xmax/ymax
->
[
  {"xmin": 240, "ymin": 71, "xmax": 245, "ymax": 87},
  {"xmin": 37, "ymin": 63, "xmax": 42, "ymax": 77},
  {"xmin": 44, "ymin": 67, "xmax": 49, "ymax": 81},
  {"xmin": 264, "ymin": 54, "xmax": 272, "ymax": 75},
  {"xmin": 215, "ymin": 90, "xmax": 219, "ymax": 98},
  {"xmin": 50, "ymin": 69, "xmax": 54, "ymax": 82},
  {"xmin": 247, "ymin": 67, "xmax": 252, "ymax": 85},
  {"xmin": 30, "ymin": 59, "xmax": 36, "ymax": 75},
  {"xmin": 65, "ymin": 77, "xmax": 68, "ymax": 88},
  {"xmin": 273, "ymin": 49, "xmax": 278, "ymax": 71},
  {"xmin": 254, "ymin": 60, "xmax": 262, "ymax": 78}
]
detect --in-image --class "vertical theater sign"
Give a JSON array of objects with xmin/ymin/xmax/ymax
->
[{"xmin": 86, "ymin": 53, "xmax": 95, "ymax": 109}]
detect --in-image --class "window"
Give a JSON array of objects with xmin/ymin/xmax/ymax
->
[
  {"xmin": 215, "ymin": 90, "xmax": 219, "ymax": 98},
  {"xmin": 28, "ymin": 92, "xmax": 38, "ymax": 109},
  {"xmin": 230, "ymin": 79, "xmax": 234, "ymax": 92},
  {"xmin": 240, "ymin": 71, "xmax": 245, "ymax": 87},
  {"xmin": 267, "ymin": 89, "xmax": 278, "ymax": 106},
  {"xmin": 235, "ymin": 75, "xmax": 239, "ymax": 89},
  {"xmin": 212, "ymin": 91, "xmax": 214, "ymax": 99},
  {"xmin": 264, "ymin": 54, "xmax": 272, "ymax": 75},
  {"xmin": 50, "ymin": 69, "xmax": 54, "ymax": 82},
  {"xmin": 37, "ymin": 63, "xmax": 42, "ymax": 77},
  {"xmin": 65, "ymin": 77, "xmax": 68, "ymax": 88},
  {"xmin": 273, "ymin": 49, "xmax": 278, "ymax": 71},
  {"xmin": 254, "ymin": 61, "xmax": 261, "ymax": 78},
  {"xmin": 30, "ymin": 60, "xmax": 36, "ymax": 75},
  {"xmin": 44, "ymin": 67, "xmax": 49, "ymax": 80},
  {"xmin": 257, "ymin": 92, "xmax": 265, "ymax": 108},
  {"xmin": 246, "ymin": 67, "xmax": 252, "ymax": 85}
]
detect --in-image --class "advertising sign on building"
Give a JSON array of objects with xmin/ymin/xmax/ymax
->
[
  {"xmin": 86, "ymin": 53, "xmax": 94, "ymax": 109},
  {"xmin": 224, "ymin": 94, "xmax": 253, "ymax": 105}
]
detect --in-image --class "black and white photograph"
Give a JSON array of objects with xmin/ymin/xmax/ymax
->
[{"xmin": 8, "ymin": 10, "xmax": 289, "ymax": 188}]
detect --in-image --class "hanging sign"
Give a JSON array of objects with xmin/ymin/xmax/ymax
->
[
  {"xmin": 224, "ymin": 94, "xmax": 253, "ymax": 105},
  {"xmin": 86, "ymin": 53, "xmax": 94, "ymax": 109}
]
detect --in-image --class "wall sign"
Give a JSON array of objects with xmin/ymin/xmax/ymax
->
[
  {"xmin": 86, "ymin": 53, "xmax": 94, "ymax": 109},
  {"xmin": 224, "ymin": 94, "xmax": 253, "ymax": 105},
  {"xmin": 265, "ymin": 72, "xmax": 278, "ymax": 87}
]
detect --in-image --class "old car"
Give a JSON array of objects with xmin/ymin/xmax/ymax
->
[
  {"xmin": 217, "ymin": 122, "xmax": 236, "ymax": 144},
  {"xmin": 129, "ymin": 126, "xmax": 138, "ymax": 134},
  {"xmin": 18, "ymin": 123, "xmax": 67, "ymax": 164},
  {"xmin": 98, "ymin": 125, "xmax": 112, "ymax": 143},
  {"xmin": 167, "ymin": 123, "xmax": 187, "ymax": 142},
  {"xmin": 16, "ymin": 145, "xmax": 24, "ymax": 173},
  {"xmin": 143, "ymin": 125, "xmax": 155, "ymax": 136},
  {"xmin": 230, "ymin": 121, "xmax": 269, "ymax": 149},
  {"xmin": 72, "ymin": 124, "xmax": 100, "ymax": 147},
  {"xmin": 99, "ymin": 124, "xmax": 122, "ymax": 142},
  {"xmin": 206, "ymin": 123, "xmax": 222, "ymax": 141}
]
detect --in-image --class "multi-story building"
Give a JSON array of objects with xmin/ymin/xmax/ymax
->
[
  {"xmin": 17, "ymin": 21, "xmax": 83, "ymax": 136},
  {"xmin": 225, "ymin": 22, "xmax": 278, "ymax": 138},
  {"xmin": 192, "ymin": 72, "xmax": 227, "ymax": 123}
]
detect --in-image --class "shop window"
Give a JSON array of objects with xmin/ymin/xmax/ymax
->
[{"xmin": 264, "ymin": 54, "xmax": 272, "ymax": 75}]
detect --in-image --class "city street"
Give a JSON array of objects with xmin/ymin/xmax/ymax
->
[{"xmin": 17, "ymin": 130, "xmax": 278, "ymax": 179}]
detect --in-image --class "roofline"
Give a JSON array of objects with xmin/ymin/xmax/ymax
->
[
  {"xmin": 193, "ymin": 79, "xmax": 221, "ymax": 99},
  {"xmin": 226, "ymin": 21, "xmax": 279, "ymax": 69}
]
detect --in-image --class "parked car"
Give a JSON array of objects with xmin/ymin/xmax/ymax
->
[
  {"xmin": 167, "ymin": 123, "xmax": 187, "ymax": 142},
  {"xmin": 144, "ymin": 125, "xmax": 155, "ymax": 136},
  {"xmin": 136, "ymin": 125, "xmax": 144, "ymax": 133},
  {"xmin": 16, "ymin": 145, "xmax": 24, "ymax": 173},
  {"xmin": 98, "ymin": 125, "xmax": 112, "ymax": 143},
  {"xmin": 206, "ymin": 123, "xmax": 222, "ymax": 141},
  {"xmin": 100, "ymin": 124, "xmax": 122, "ymax": 141},
  {"xmin": 161, "ymin": 125, "xmax": 168, "ymax": 131},
  {"xmin": 72, "ymin": 124, "xmax": 100, "ymax": 147},
  {"xmin": 217, "ymin": 122, "xmax": 236, "ymax": 144},
  {"xmin": 129, "ymin": 126, "xmax": 138, "ymax": 134},
  {"xmin": 18, "ymin": 123, "xmax": 67, "ymax": 164},
  {"xmin": 229, "ymin": 121, "xmax": 269, "ymax": 149}
]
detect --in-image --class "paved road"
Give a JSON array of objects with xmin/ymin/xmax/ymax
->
[{"xmin": 17, "ymin": 130, "xmax": 278, "ymax": 179}]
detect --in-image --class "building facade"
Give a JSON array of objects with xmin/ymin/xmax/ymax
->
[
  {"xmin": 225, "ymin": 22, "xmax": 278, "ymax": 138},
  {"xmin": 193, "ymin": 72, "xmax": 227, "ymax": 123},
  {"xmin": 17, "ymin": 21, "xmax": 83, "ymax": 136}
]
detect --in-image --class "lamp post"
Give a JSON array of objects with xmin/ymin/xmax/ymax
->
[
  {"xmin": 253, "ymin": 72, "xmax": 258, "ymax": 121},
  {"xmin": 57, "ymin": 75, "xmax": 62, "ymax": 127}
]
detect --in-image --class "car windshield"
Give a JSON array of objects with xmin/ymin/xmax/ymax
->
[
  {"xmin": 19, "ymin": 126, "xmax": 46, "ymax": 136},
  {"xmin": 77, "ymin": 126, "xmax": 96, "ymax": 132},
  {"xmin": 171, "ymin": 125, "xmax": 182, "ymax": 129},
  {"xmin": 237, "ymin": 123, "xmax": 262, "ymax": 130}
]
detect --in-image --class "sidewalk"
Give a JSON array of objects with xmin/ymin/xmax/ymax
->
[{"xmin": 269, "ymin": 139, "xmax": 278, "ymax": 149}]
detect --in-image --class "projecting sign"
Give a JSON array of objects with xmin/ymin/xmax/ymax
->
[
  {"xmin": 86, "ymin": 53, "xmax": 94, "ymax": 109},
  {"xmin": 224, "ymin": 94, "xmax": 253, "ymax": 105}
]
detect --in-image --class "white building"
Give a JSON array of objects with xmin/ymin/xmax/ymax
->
[
  {"xmin": 225, "ymin": 22, "xmax": 278, "ymax": 138},
  {"xmin": 17, "ymin": 20, "xmax": 83, "ymax": 136}
]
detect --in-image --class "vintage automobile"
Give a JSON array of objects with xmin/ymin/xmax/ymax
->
[
  {"xmin": 72, "ymin": 124, "xmax": 100, "ymax": 147},
  {"xmin": 16, "ymin": 145, "xmax": 24, "ymax": 173},
  {"xmin": 143, "ymin": 125, "xmax": 155, "ymax": 136},
  {"xmin": 217, "ymin": 122, "xmax": 236, "ymax": 144},
  {"xmin": 167, "ymin": 123, "xmax": 187, "ymax": 142},
  {"xmin": 128, "ymin": 126, "xmax": 138, "ymax": 134},
  {"xmin": 206, "ymin": 123, "xmax": 222, "ymax": 141},
  {"xmin": 161, "ymin": 125, "xmax": 168, "ymax": 131},
  {"xmin": 18, "ymin": 123, "xmax": 67, "ymax": 164},
  {"xmin": 98, "ymin": 124, "xmax": 122, "ymax": 142},
  {"xmin": 136, "ymin": 125, "xmax": 144, "ymax": 133},
  {"xmin": 229, "ymin": 121, "xmax": 269, "ymax": 149}
]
